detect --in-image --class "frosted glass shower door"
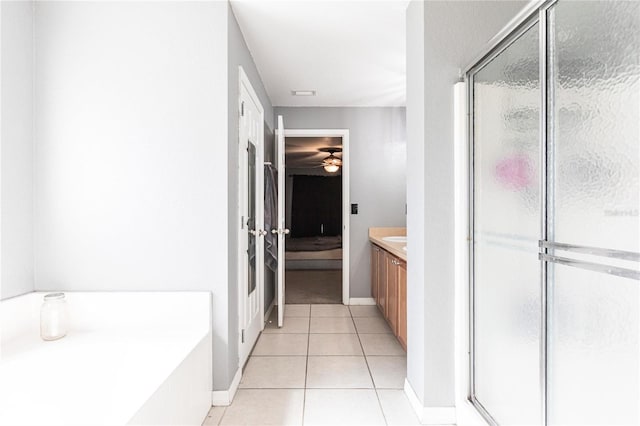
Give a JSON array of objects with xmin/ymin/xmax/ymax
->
[
  {"xmin": 471, "ymin": 22, "xmax": 542, "ymax": 425},
  {"xmin": 470, "ymin": 1, "xmax": 639, "ymax": 424},
  {"xmin": 545, "ymin": 1, "xmax": 640, "ymax": 424}
]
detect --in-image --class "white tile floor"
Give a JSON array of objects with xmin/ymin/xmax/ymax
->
[{"xmin": 203, "ymin": 304, "xmax": 420, "ymax": 426}]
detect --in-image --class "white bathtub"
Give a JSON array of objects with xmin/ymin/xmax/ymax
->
[{"xmin": 0, "ymin": 292, "xmax": 212, "ymax": 426}]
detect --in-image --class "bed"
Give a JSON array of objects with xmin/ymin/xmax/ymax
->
[{"xmin": 285, "ymin": 236, "xmax": 343, "ymax": 270}]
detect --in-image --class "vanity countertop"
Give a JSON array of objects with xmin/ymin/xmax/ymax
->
[{"xmin": 369, "ymin": 227, "xmax": 407, "ymax": 262}]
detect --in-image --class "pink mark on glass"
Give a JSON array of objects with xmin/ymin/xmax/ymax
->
[{"xmin": 495, "ymin": 155, "xmax": 533, "ymax": 190}]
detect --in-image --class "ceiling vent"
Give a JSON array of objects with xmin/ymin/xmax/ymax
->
[{"xmin": 291, "ymin": 90, "xmax": 316, "ymax": 96}]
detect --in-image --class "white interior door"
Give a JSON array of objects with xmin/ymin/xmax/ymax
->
[
  {"xmin": 276, "ymin": 115, "xmax": 288, "ymax": 327},
  {"xmin": 239, "ymin": 70, "xmax": 264, "ymax": 366}
]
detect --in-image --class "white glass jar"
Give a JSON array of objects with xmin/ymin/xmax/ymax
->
[{"xmin": 40, "ymin": 293, "xmax": 68, "ymax": 341}]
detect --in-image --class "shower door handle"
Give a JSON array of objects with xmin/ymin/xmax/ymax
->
[
  {"xmin": 538, "ymin": 240, "xmax": 640, "ymax": 261},
  {"xmin": 538, "ymin": 240, "xmax": 640, "ymax": 280},
  {"xmin": 539, "ymin": 253, "xmax": 640, "ymax": 281}
]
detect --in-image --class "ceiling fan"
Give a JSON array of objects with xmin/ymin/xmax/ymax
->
[{"xmin": 318, "ymin": 147, "xmax": 342, "ymax": 173}]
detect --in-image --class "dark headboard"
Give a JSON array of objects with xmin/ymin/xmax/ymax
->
[{"xmin": 291, "ymin": 175, "xmax": 342, "ymax": 237}]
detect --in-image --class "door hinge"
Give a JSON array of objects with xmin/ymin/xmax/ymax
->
[
  {"xmin": 241, "ymin": 216, "xmax": 244, "ymax": 229},
  {"xmin": 241, "ymin": 329, "xmax": 245, "ymax": 343},
  {"xmin": 241, "ymin": 101, "xmax": 245, "ymax": 117}
]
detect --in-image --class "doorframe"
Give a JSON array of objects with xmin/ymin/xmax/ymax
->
[
  {"xmin": 453, "ymin": 82, "xmax": 487, "ymax": 426},
  {"xmin": 281, "ymin": 128, "xmax": 350, "ymax": 305},
  {"xmin": 237, "ymin": 66, "xmax": 265, "ymax": 367}
]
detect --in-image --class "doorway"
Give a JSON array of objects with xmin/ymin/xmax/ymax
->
[
  {"xmin": 273, "ymin": 121, "xmax": 350, "ymax": 325},
  {"xmin": 465, "ymin": 1, "xmax": 639, "ymax": 425},
  {"xmin": 284, "ymin": 136, "xmax": 344, "ymax": 304}
]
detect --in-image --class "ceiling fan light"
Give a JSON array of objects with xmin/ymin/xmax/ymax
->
[
  {"xmin": 324, "ymin": 164, "xmax": 340, "ymax": 173},
  {"xmin": 323, "ymin": 154, "xmax": 342, "ymax": 166}
]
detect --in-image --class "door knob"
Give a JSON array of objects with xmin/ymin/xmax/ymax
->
[
  {"xmin": 270, "ymin": 228, "xmax": 291, "ymax": 235},
  {"xmin": 258, "ymin": 230, "xmax": 268, "ymax": 237},
  {"xmin": 249, "ymin": 229, "xmax": 257, "ymax": 236}
]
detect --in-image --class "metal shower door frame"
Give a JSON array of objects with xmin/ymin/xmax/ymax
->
[
  {"xmin": 466, "ymin": 1, "xmax": 640, "ymax": 424},
  {"xmin": 465, "ymin": 1, "xmax": 556, "ymax": 424}
]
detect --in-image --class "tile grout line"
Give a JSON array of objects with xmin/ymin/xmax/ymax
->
[
  {"xmin": 349, "ymin": 306, "xmax": 390, "ymax": 426},
  {"xmin": 374, "ymin": 388, "xmax": 389, "ymax": 426},
  {"xmin": 215, "ymin": 407, "xmax": 227, "ymax": 426},
  {"xmin": 301, "ymin": 305, "xmax": 312, "ymax": 426}
]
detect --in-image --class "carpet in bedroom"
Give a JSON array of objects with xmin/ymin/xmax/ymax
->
[{"xmin": 285, "ymin": 269, "xmax": 342, "ymax": 304}]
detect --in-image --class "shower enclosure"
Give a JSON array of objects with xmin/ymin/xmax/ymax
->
[{"xmin": 467, "ymin": 1, "xmax": 639, "ymax": 424}]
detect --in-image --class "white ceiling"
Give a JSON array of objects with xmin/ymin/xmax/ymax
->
[{"xmin": 230, "ymin": 0, "xmax": 408, "ymax": 107}]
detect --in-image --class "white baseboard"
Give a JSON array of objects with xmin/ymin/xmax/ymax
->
[
  {"xmin": 404, "ymin": 379, "xmax": 456, "ymax": 425},
  {"xmin": 349, "ymin": 297, "xmax": 376, "ymax": 305},
  {"xmin": 404, "ymin": 379, "xmax": 425, "ymax": 422},
  {"xmin": 211, "ymin": 368, "xmax": 242, "ymax": 406}
]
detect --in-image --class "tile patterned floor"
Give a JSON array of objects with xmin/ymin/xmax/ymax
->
[{"xmin": 203, "ymin": 304, "xmax": 420, "ymax": 426}]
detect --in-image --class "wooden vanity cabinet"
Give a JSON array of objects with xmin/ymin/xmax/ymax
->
[
  {"xmin": 371, "ymin": 244, "xmax": 407, "ymax": 350},
  {"xmin": 371, "ymin": 245, "xmax": 379, "ymax": 301},
  {"xmin": 397, "ymin": 260, "xmax": 407, "ymax": 349},
  {"xmin": 386, "ymin": 253, "xmax": 399, "ymax": 333},
  {"xmin": 372, "ymin": 246, "xmax": 387, "ymax": 315}
]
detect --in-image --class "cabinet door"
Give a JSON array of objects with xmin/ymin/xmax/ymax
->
[
  {"xmin": 386, "ymin": 254, "xmax": 399, "ymax": 333},
  {"xmin": 371, "ymin": 245, "xmax": 379, "ymax": 301},
  {"xmin": 377, "ymin": 250, "xmax": 387, "ymax": 315},
  {"xmin": 397, "ymin": 260, "xmax": 407, "ymax": 350}
]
